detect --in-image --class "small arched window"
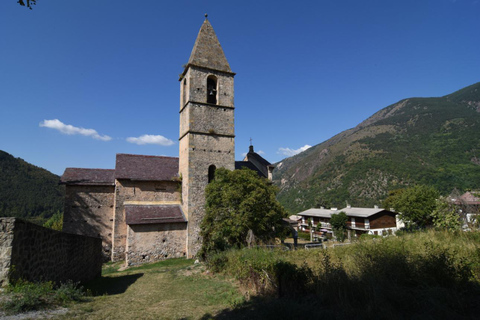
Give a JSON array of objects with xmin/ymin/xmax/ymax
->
[
  {"xmin": 207, "ymin": 76, "xmax": 217, "ymax": 104},
  {"xmin": 208, "ymin": 165, "xmax": 216, "ymax": 183}
]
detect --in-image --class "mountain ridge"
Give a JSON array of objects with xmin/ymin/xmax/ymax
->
[
  {"xmin": 0, "ymin": 150, "xmax": 64, "ymax": 221},
  {"xmin": 273, "ymin": 82, "xmax": 480, "ymax": 213}
]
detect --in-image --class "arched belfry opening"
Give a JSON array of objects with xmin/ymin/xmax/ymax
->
[
  {"xmin": 207, "ymin": 75, "xmax": 217, "ymax": 104},
  {"xmin": 208, "ymin": 165, "xmax": 216, "ymax": 183}
]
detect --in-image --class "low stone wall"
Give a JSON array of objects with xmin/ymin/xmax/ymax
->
[
  {"xmin": 126, "ymin": 223, "xmax": 187, "ymax": 266},
  {"xmin": 0, "ymin": 217, "xmax": 102, "ymax": 287}
]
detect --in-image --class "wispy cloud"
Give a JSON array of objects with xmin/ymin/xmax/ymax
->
[
  {"xmin": 126, "ymin": 134, "xmax": 175, "ymax": 146},
  {"xmin": 39, "ymin": 119, "xmax": 112, "ymax": 141},
  {"xmin": 277, "ymin": 145, "xmax": 311, "ymax": 157}
]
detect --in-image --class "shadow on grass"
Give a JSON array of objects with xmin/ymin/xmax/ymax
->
[
  {"xmin": 85, "ymin": 273, "xmax": 144, "ymax": 296},
  {"xmin": 199, "ymin": 296, "xmax": 333, "ymax": 320},
  {"xmin": 200, "ymin": 292, "xmax": 480, "ymax": 320}
]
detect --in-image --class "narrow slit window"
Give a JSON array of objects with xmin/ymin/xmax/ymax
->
[
  {"xmin": 208, "ymin": 165, "xmax": 216, "ymax": 183},
  {"xmin": 182, "ymin": 78, "xmax": 187, "ymax": 106}
]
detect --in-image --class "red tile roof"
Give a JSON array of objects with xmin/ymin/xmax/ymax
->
[
  {"xmin": 60, "ymin": 168, "xmax": 115, "ymax": 185},
  {"xmin": 125, "ymin": 205, "xmax": 186, "ymax": 225},
  {"xmin": 460, "ymin": 192, "xmax": 480, "ymax": 204},
  {"xmin": 115, "ymin": 154, "xmax": 179, "ymax": 181}
]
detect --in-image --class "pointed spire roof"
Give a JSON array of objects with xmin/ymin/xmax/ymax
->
[{"xmin": 185, "ymin": 18, "xmax": 233, "ymax": 74}]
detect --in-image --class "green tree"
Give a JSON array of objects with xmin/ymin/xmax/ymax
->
[
  {"xmin": 42, "ymin": 211, "xmax": 63, "ymax": 231},
  {"xmin": 383, "ymin": 189, "xmax": 405, "ymax": 210},
  {"xmin": 200, "ymin": 168, "xmax": 288, "ymax": 257},
  {"xmin": 330, "ymin": 211, "xmax": 348, "ymax": 242},
  {"xmin": 431, "ymin": 196, "xmax": 461, "ymax": 229},
  {"xmin": 389, "ymin": 185, "xmax": 440, "ymax": 228}
]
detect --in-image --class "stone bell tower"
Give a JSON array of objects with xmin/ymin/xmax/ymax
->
[{"xmin": 179, "ymin": 16, "xmax": 235, "ymax": 258}]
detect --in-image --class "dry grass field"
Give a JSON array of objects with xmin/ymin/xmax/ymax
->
[{"xmin": 58, "ymin": 259, "xmax": 244, "ymax": 320}]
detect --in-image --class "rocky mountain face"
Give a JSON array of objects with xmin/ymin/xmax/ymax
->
[{"xmin": 273, "ymin": 82, "xmax": 480, "ymax": 214}]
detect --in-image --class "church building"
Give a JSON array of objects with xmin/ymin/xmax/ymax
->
[{"xmin": 60, "ymin": 17, "xmax": 274, "ymax": 265}]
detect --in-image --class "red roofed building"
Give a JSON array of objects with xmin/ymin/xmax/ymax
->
[
  {"xmin": 450, "ymin": 191, "xmax": 480, "ymax": 225},
  {"xmin": 61, "ymin": 154, "xmax": 186, "ymax": 265},
  {"xmin": 61, "ymin": 17, "xmax": 274, "ymax": 266}
]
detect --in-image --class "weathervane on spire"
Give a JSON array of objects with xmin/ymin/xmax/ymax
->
[
  {"xmin": 205, "ymin": 13, "xmax": 208, "ymax": 19},
  {"xmin": 249, "ymin": 137, "xmax": 253, "ymax": 146}
]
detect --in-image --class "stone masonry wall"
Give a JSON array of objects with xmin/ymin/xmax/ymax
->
[
  {"xmin": 179, "ymin": 65, "xmax": 235, "ymax": 259},
  {"xmin": 63, "ymin": 185, "xmax": 114, "ymax": 261},
  {"xmin": 180, "ymin": 134, "xmax": 235, "ymax": 258},
  {"xmin": 126, "ymin": 223, "xmax": 186, "ymax": 266},
  {"xmin": 0, "ymin": 218, "xmax": 15, "ymax": 287},
  {"xmin": 179, "ymin": 104, "xmax": 234, "ymax": 138},
  {"xmin": 0, "ymin": 217, "xmax": 102, "ymax": 287},
  {"xmin": 180, "ymin": 67, "xmax": 234, "ymax": 109},
  {"xmin": 112, "ymin": 180, "xmax": 181, "ymax": 261}
]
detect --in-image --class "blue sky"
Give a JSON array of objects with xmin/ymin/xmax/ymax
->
[{"xmin": 1, "ymin": 0, "xmax": 479, "ymax": 175}]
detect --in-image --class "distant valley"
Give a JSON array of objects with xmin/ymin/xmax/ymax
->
[{"xmin": 273, "ymin": 82, "xmax": 480, "ymax": 213}]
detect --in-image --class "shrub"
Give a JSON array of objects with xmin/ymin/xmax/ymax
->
[
  {"xmin": 207, "ymin": 248, "xmax": 311, "ymax": 298},
  {"xmin": 1, "ymin": 280, "xmax": 54, "ymax": 314},
  {"xmin": 297, "ymin": 231, "xmax": 311, "ymax": 241},
  {"xmin": 206, "ymin": 230, "xmax": 480, "ymax": 318},
  {"xmin": 0, "ymin": 279, "xmax": 86, "ymax": 315}
]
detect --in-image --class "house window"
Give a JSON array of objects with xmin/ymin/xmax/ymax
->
[
  {"xmin": 351, "ymin": 217, "xmax": 356, "ymax": 228},
  {"xmin": 208, "ymin": 165, "xmax": 216, "ymax": 183},
  {"xmin": 365, "ymin": 218, "xmax": 370, "ymax": 229},
  {"xmin": 207, "ymin": 76, "xmax": 217, "ymax": 104}
]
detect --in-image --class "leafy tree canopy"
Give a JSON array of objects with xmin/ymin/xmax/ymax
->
[
  {"xmin": 330, "ymin": 211, "xmax": 348, "ymax": 242},
  {"xmin": 200, "ymin": 168, "xmax": 288, "ymax": 257},
  {"xmin": 42, "ymin": 211, "xmax": 63, "ymax": 231},
  {"xmin": 431, "ymin": 196, "xmax": 461, "ymax": 230},
  {"xmin": 389, "ymin": 185, "xmax": 440, "ymax": 228}
]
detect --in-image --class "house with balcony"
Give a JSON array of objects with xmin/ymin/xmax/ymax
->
[{"xmin": 296, "ymin": 206, "xmax": 399, "ymax": 238}]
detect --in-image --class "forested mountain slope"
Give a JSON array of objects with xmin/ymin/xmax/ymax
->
[
  {"xmin": 273, "ymin": 82, "xmax": 480, "ymax": 213},
  {"xmin": 0, "ymin": 150, "xmax": 64, "ymax": 220}
]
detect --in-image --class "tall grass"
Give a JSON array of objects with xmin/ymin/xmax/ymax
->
[
  {"xmin": 207, "ymin": 230, "xmax": 480, "ymax": 318},
  {"xmin": 0, "ymin": 279, "xmax": 87, "ymax": 315}
]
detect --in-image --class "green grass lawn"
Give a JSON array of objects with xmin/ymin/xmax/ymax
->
[
  {"xmin": 4, "ymin": 230, "xmax": 479, "ymax": 319},
  {"xmin": 59, "ymin": 258, "xmax": 244, "ymax": 320}
]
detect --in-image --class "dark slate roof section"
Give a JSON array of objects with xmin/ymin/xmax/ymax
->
[
  {"xmin": 235, "ymin": 161, "xmax": 265, "ymax": 178},
  {"xmin": 125, "ymin": 205, "xmax": 186, "ymax": 225},
  {"xmin": 60, "ymin": 168, "xmax": 115, "ymax": 186},
  {"xmin": 115, "ymin": 154, "xmax": 179, "ymax": 181},
  {"xmin": 242, "ymin": 145, "xmax": 274, "ymax": 178},
  {"xmin": 185, "ymin": 18, "xmax": 232, "ymax": 74}
]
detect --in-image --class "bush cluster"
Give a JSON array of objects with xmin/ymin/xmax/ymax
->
[
  {"xmin": 207, "ymin": 230, "xmax": 480, "ymax": 318},
  {"xmin": 0, "ymin": 279, "xmax": 87, "ymax": 315}
]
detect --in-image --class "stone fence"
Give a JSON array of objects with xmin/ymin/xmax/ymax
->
[{"xmin": 0, "ymin": 217, "xmax": 102, "ymax": 287}]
